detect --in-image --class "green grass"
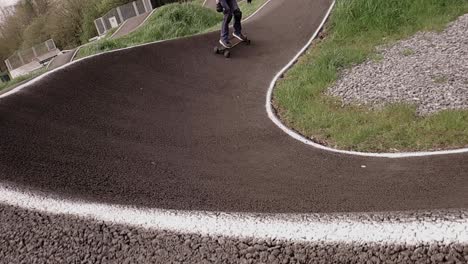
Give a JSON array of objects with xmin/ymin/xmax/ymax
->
[
  {"xmin": 76, "ymin": 0, "xmax": 267, "ymax": 59},
  {"xmin": 274, "ymin": 0, "xmax": 468, "ymax": 152},
  {"xmin": 432, "ymin": 75, "xmax": 448, "ymax": 84},
  {"xmin": 401, "ymin": 48, "xmax": 415, "ymax": 56},
  {"xmin": 76, "ymin": 3, "xmax": 222, "ymax": 59},
  {"xmin": 0, "ymin": 68, "xmax": 47, "ymax": 92}
]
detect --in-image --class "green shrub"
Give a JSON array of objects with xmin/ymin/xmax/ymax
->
[
  {"xmin": 80, "ymin": 1, "xmax": 101, "ymax": 43},
  {"xmin": 98, "ymin": 39, "xmax": 127, "ymax": 51}
]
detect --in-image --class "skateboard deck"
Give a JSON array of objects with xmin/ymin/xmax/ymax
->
[{"xmin": 213, "ymin": 37, "xmax": 251, "ymax": 58}]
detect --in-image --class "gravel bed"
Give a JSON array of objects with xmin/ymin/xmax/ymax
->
[
  {"xmin": 1, "ymin": 204, "xmax": 467, "ymax": 263},
  {"xmin": 327, "ymin": 14, "xmax": 468, "ymax": 115}
]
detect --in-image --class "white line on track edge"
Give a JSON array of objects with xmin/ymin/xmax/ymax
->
[
  {"xmin": 265, "ymin": 0, "xmax": 468, "ymax": 158},
  {"xmin": 0, "ymin": 184, "xmax": 467, "ymax": 244}
]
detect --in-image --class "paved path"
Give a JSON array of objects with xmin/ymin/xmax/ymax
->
[
  {"xmin": 46, "ymin": 12, "xmax": 152, "ymax": 71},
  {"xmin": 0, "ymin": 0, "xmax": 466, "ymax": 215},
  {"xmin": 203, "ymin": 0, "xmax": 217, "ymax": 9},
  {"xmin": 111, "ymin": 12, "xmax": 152, "ymax": 39},
  {"xmin": 47, "ymin": 49, "xmax": 77, "ymax": 71}
]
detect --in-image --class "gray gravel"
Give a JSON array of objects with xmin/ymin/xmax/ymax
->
[
  {"xmin": 1, "ymin": 204, "xmax": 467, "ymax": 263},
  {"xmin": 327, "ymin": 14, "xmax": 468, "ymax": 115}
]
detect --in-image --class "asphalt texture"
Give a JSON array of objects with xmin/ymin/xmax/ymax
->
[
  {"xmin": 1, "ymin": 204, "xmax": 467, "ymax": 264},
  {"xmin": 0, "ymin": 0, "xmax": 467, "ymax": 214}
]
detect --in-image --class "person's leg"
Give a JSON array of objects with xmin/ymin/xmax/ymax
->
[
  {"xmin": 219, "ymin": 0, "xmax": 233, "ymax": 44},
  {"xmin": 231, "ymin": 0, "xmax": 242, "ymax": 36}
]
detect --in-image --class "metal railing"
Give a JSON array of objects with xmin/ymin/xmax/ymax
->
[
  {"xmin": 4, "ymin": 39, "xmax": 58, "ymax": 71},
  {"xmin": 94, "ymin": 0, "xmax": 154, "ymax": 36}
]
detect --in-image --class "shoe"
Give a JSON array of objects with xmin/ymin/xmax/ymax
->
[
  {"xmin": 219, "ymin": 39, "xmax": 232, "ymax": 48},
  {"xmin": 233, "ymin": 32, "xmax": 247, "ymax": 42}
]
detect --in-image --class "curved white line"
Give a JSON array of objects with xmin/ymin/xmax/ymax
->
[
  {"xmin": 242, "ymin": 0, "xmax": 269, "ymax": 23},
  {"xmin": 70, "ymin": 46, "xmax": 81, "ymax": 62},
  {"xmin": 265, "ymin": 0, "xmax": 468, "ymax": 158},
  {"xmin": 46, "ymin": 54, "xmax": 59, "ymax": 71},
  {"xmin": 0, "ymin": 183, "xmax": 466, "ymax": 244}
]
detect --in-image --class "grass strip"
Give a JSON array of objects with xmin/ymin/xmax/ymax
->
[
  {"xmin": 76, "ymin": 0, "xmax": 267, "ymax": 59},
  {"xmin": 0, "ymin": 68, "xmax": 47, "ymax": 93}
]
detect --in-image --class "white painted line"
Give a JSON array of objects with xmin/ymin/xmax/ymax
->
[
  {"xmin": 45, "ymin": 56, "xmax": 57, "ymax": 70},
  {"xmin": 0, "ymin": 183, "xmax": 466, "ymax": 244},
  {"xmin": 70, "ymin": 47, "xmax": 81, "ymax": 62},
  {"xmin": 265, "ymin": 0, "xmax": 468, "ymax": 158},
  {"xmin": 242, "ymin": 0, "xmax": 270, "ymax": 23}
]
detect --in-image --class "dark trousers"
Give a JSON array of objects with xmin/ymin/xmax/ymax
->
[{"xmin": 219, "ymin": 0, "xmax": 242, "ymax": 42}]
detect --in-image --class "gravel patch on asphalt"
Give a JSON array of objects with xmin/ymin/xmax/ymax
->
[
  {"xmin": 1, "ymin": 204, "xmax": 467, "ymax": 263},
  {"xmin": 327, "ymin": 14, "xmax": 468, "ymax": 115}
]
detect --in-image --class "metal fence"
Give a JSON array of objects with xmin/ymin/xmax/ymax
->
[
  {"xmin": 94, "ymin": 0, "xmax": 154, "ymax": 36},
  {"xmin": 4, "ymin": 39, "xmax": 58, "ymax": 72}
]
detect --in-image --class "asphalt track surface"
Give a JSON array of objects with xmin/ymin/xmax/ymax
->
[{"xmin": 0, "ymin": 0, "xmax": 467, "ymax": 214}]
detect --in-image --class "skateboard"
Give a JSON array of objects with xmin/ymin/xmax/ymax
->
[{"xmin": 213, "ymin": 37, "xmax": 251, "ymax": 58}]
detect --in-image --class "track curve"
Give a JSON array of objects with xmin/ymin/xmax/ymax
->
[{"xmin": 0, "ymin": 0, "xmax": 467, "ymax": 214}]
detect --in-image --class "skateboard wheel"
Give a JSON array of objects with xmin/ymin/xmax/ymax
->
[
  {"xmin": 224, "ymin": 50, "xmax": 230, "ymax": 58},
  {"xmin": 213, "ymin": 46, "xmax": 219, "ymax": 54},
  {"xmin": 246, "ymin": 39, "xmax": 251, "ymax": 45}
]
